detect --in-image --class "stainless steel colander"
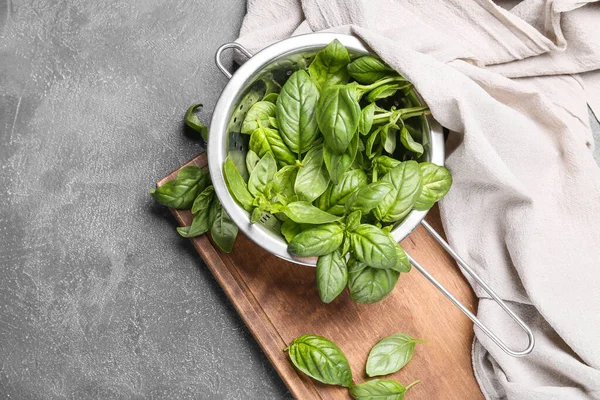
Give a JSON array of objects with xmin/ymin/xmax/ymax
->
[{"xmin": 208, "ymin": 33, "xmax": 534, "ymax": 357}]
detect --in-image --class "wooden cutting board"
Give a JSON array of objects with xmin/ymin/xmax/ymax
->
[{"xmin": 158, "ymin": 152, "xmax": 484, "ymax": 400}]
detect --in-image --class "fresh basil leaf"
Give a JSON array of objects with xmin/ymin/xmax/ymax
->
[
  {"xmin": 184, "ymin": 104, "xmax": 208, "ymax": 141},
  {"xmin": 366, "ymin": 334, "xmax": 425, "ymax": 377},
  {"xmin": 347, "ymin": 257, "xmax": 399, "ymax": 304},
  {"xmin": 366, "ymin": 127, "xmax": 382, "ymax": 159},
  {"xmin": 295, "ymin": 143, "xmax": 330, "ymax": 202},
  {"xmin": 268, "ymin": 116, "xmax": 279, "ymax": 129},
  {"xmin": 177, "ymin": 199, "xmax": 213, "ymax": 238},
  {"xmin": 191, "ymin": 185, "xmax": 215, "ymax": 214},
  {"xmin": 346, "ymin": 210, "xmax": 362, "ymax": 232},
  {"xmin": 150, "ymin": 174, "xmax": 206, "ymax": 210},
  {"xmin": 283, "ymin": 201, "xmax": 342, "ymax": 224},
  {"xmin": 241, "ymin": 101, "xmax": 277, "ymax": 134},
  {"xmin": 317, "ymin": 85, "xmax": 361, "ymax": 154},
  {"xmin": 308, "ymin": 39, "xmax": 350, "ymax": 91},
  {"xmin": 349, "ymin": 379, "xmax": 419, "ymax": 400},
  {"xmin": 245, "ymin": 150, "xmax": 261, "ymax": 175},
  {"xmin": 228, "ymin": 149, "xmax": 249, "ymax": 181},
  {"xmin": 176, "ymin": 165, "xmax": 204, "ymax": 180},
  {"xmin": 329, "ymin": 168, "xmax": 368, "ymax": 208},
  {"xmin": 281, "ymin": 219, "xmax": 303, "ymax": 243},
  {"xmin": 350, "ymin": 224, "xmax": 397, "ymax": 269},
  {"xmin": 399, "ymin": 125, "xmax": 424, "ymax": 157},
  {"xmin": 288, "ymin": 223, "xmax": 344, "ymax": 257},
  {"xmin": 223, "ymin": 157, "xmax": 254, "ymax": 212},
  {"xmin": 316, "ymin": 250, "xmax": 348, "ymax": 303},
  {"xmin": 345, "ymin": 181, "xmax": 394, "ymax": 215},
  {"xmin": 374, "ymin": 161, "xmax": 422, "ymax": 223},
  {"xmin": 413, "ymin": 162, "xmax": 452, "ymax": 211},
  {"xmin": 263, "ymin": 92, "xmax": 279, "ymax": 104},
  {"xmin": 366, "ymin": 83, "xmax": 404, "ymax": 103},
  {"xmin": 270, "ymin": 164, "xmax": 298, "ymax": 202},
  {"xmin": 286, "ymin": 334, "xmax": 353, "ymax": 387},
  {"xmin": 276, "ymin": 69, "xmax": 320, "ymax": 155},
  {"xmin": 248, "ymin": 152, "xmax": 277, "ymax": 197},
  {"xmin": 249, "ymin": 125, "xmax": 296, "ymax": 167},
  {"xmin": 391, "ymin": 242, "xmax": 411, "ymax": 273},
  {"xmin": 341, "ymin": 233, "xmax": 351, "ymax": 255},
  {"xmin": 347, "ymin": 55, "xmax": 397, "ymax": 84},
  {"xmin": 209, "ymin": 201, "xmax": 238, "ymax": 253},
  {"xmin": 323, "ymin": 130, "xmax": 358, "ymax": 184},
  {"xmin": 359, "ymin": 103, "xmax": 376, "ymax": 135},
  {"xmin": 383, "ymin": 124, "xmax": 397, "ymax": 154},
  {"xmin": 374, "ymin": 155, "xmax": 400, "ymax": 175}
]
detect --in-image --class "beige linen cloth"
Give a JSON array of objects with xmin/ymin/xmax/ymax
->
[{"xmin": 235, "ymin": 1, "xmax": 600, "ymax": 399}]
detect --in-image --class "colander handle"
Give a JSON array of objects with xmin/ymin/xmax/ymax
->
[
  {"xmin": 407, "ymin": 220, "xmax": 535, "ymax": 357},
  {"xmin": 215, "ymin": 42, "xmax": 253, "ymax": 79}
]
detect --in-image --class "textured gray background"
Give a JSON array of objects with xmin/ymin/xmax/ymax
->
[
  {"xmin": 2, "ymin": 1, "xmax": 600, "ymax": 400},
  {"xmin": 0, "ymin": 0, "xmax": 291, "ymax": 398}
]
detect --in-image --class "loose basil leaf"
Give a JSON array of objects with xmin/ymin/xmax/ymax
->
[
  {"xmin": 346, "ymin": 210, "xmax": 362, "ymax": 232},
  {"xmin": 184, "ymin": 104, "xmax": 208, "ymax": 141},
  {"xmin": 270, "ymin": 165, "xmax": 298, "ymax": 202},
  {"xmin": 413, "ymin": 162, "xmax": 452, "ymax": 211},
  {"xmin": 350, "ymin": 224, "xmax": 397, "ymax": 269},
  {"xmin": 223, "ymin": 157, "xmax": 254, "ymax": 212},
  {"xmin": 345, "ymin": 181, "xmax": 394, "ymax": 215},
  {"xmin": 210, "ymin": 201, "xmax": 238, "ymax": 253},
  {"xmin": 176, "ymin": 165, "xmax": 204, "ymax": 180},
  {"xmin": 323, "ymin": 130, "xmax": 358, "ymax": 184},
  {"xmin": 366, "ymin": 334, "xmax": 425, "ymax": 377},
  {"xmin": 250, "ymin": 207, "xmax": 262, "ymax": 224},
  {"xmin": 245, "ymin": 150, "xmax": 261, "ymax": 175},
  {"xmin": 241, "ymin": 101, "xmax": 277, "ymax": 134},
  {"xmin": 288, "ymin": 223, "xmax": 344, "ymax": 257},
  {"xmin": 399, "ymin": 125, "xmax": 424, "ymax": 157},
  {"xmin": 276, "ymin": 69, "xmax": 320, "ymax": 155},
  {"xmin": 383, "ymin": 124, "xmax": 397, "ymax": 154},
  {"xmin": 283, "ymin": 201, "xmax": 342, "ymax": 224},
  {"xmin": 347, "ymin": 55, "xmax": 397, "ymax": 84},
  {"xmin": 150, "ymin": 175, "xmax": 206, "ymax": 210},
  {"xmin": 317, "ymin": 85, "xmax": 361, "ymax": 154},
  {"xmin": 316, "ymin": 250, "xmax": 348, "ymax": 303},
  {"xmin": 366, "ymin": 83, "xmax": 404, "ymax": 103},
  {"xmin": 191, "ymin": 185, "xmax": 215, "ymax": 214},
  {"xmin": 281, "ymin": 219, "xmax": 303, "ymax": 243},
  {"xmin": 268, "ymin": 116, "xmax": 279, "ymax": 129},
  {"xmin": 249, "ymin": 125, "xmax": 296, "ymax": 166},
  {"xmin": 263, "ymin": 92, "xmax": 279, "ymax": 104},
  {"xmin": 374, "ymin": 161, "xmax": 422, "ymax": 223},
  {"xmin": 348, "ymin": 257, "xmax": 399, "ymax": 304},
  {"xmin": 248, "ymin": 152, "xmax": 277, "ymax": 197},
  {"xmin": 374, "ymin": 155, "xmax": 400, "ymax": 175},
  {"xmin": 295, "ymin": 143, "xmax": 330, "ymax": 203},
  {"xmin": 285, "ymin": 334, "xmax": 353, "ymax": 387},
  {"xmin": 308, "ymin": 39, "xmax": 350, "ymax": 91},
  {"xmin": 329, "ymin": 168, "xmax": 368, "ymax": 207},
  {"xmin": 349, "ymin": 379, "xmax": 419, "ymax": 400},
  {"xmin": 391, "ymin": 242, "xmax": 411, "ymax": 273},
  {"xmin": 359, "ymin": 103, "xmax": 376, "ymax": 135}
]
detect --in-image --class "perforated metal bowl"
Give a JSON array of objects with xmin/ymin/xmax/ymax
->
[{"xmin": 208, "ymin": 33, "xmax": 444, "ymax": 266}]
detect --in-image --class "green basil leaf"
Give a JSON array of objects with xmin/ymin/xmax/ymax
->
[
  {"xmin": 184, "ymin": 104, "xmax": 208, "ymax": 141},
  {"xmin": 228, "ymin": 149, "xmax": 249, "ymax": 181},
  {"xmin": 271, "ymin": 164, "xmax": 299, "ymax": 202},
  {"xmin": 245, "ymin": 150, "xmax": 261, "ymax": 175},
  {"xmin": 349, "ymin": 379, "xmax": 419, "ymax": 400},
  {"xmin": 350, "ymin": 224, "xmax": 397, "ymax": 269},
  {"xmin": 209, "ymin": 201, "xmax": 238, "ymax": 253},
  {"xmin": 323, "ymin": 130, "xmax": 358, "ymax": 184},
  {"xmin": 413, "ymin": 162, "xmax": 452, "ymax": 211},
  {"xmin": 249, "ymin": 125, "xmax": 296, "ymax": 167},
  {"xmin": 346, "ymin": 210, "xmax": 362, "ymax": 232},
  {"xmin": 308, "ymin": 39, "xmax": 350, "ymax": 91},
  {"xmin": 341, "ymin": 233, "xmax": 351, "ymax": 255},
  {"xmin": 347, "ymin": 55, "xmax": 397, "ymax": 84},
  {"xmin": 281, "ymin": 219, "xmax": 303, "ymax": 243},
  {"xmin": 366, "ymin": 127, "xmax": 382, "ymax": 159},
  {"xmin": 374, "ymin": 155, "xmax": 400, "ymax": 175},
  {"xmin": 295, "ymin": 143, "xmax": 330, "ymax": 202},
  {"xmin": 263, "ymin": 92, "xmax": 279, "ymax": 104},
  {"xmin": 288, "ymin": 223, "xmax": 344, "ymax": 257},
  {"xmin": 191, "ymin": 185, "xmax": 215, "ymax": 215},
  {"xmin": 283, "ymin": 201, "xmax": 342, "ymax": 224},
  {"xmin": 150, "ymin": 175, "xmax": 206, "ymax": 210},
  {"xmin": 366, "ymin": 83, "xmax": 404, "ymax": 103},
  {"xmin": 223, "ymin": 157, "xmax": 254, "ymax": 212},
  {"xmin": 345, "ymin": 181, "xmax": 394, "ymax": 215},
  {"xmin": 316, "ymin": 250, "xmax": 348, "ymax": 303},
  {"xmin": 366, "ymin": 334, "xmax": 425, "ymax": 377},
  {"xmin": 383, "ymin": 124, "xmax": 397, "ymax": 154},
  {"xmin": 399, "ymin": 125, "xmax": 424, "ymax": 157},
  {"xmin": 286, "ymin": 334, "xmax": 353, "ymax": 387},
  {"xmin": 329, "ymin": 169, "xmax": 368, "ymax": 207},
  {"xmin": 391, "ymin": 242, "xmax": 411, "ymax": 273},
  {"xmin": 176, "ymin": 165, "xmax": 204, "ymax": 180},
  {"xmin": 241, "ymin": 101, "xmax": 277, "ymax": 134},
  {"xmin": 248, "ymin": 152, "xmax": 277, "ymax": 197},
  {"xmin": 317, "ymin": 85, "xmax": 361, "ymax": 154},
  {"xmin": 276, "ymin": 69, "xmax": 320, "ymax": 155},
  {"xmin": 348, "ymin": 257, "xmax": 399, "ymax": 304},
  {"xmin": 374, "ymin": 161, "xmax": 422, "ymax": 223},
  {"xmin": 359, "ymin": 103, "xmax": 376, "ymax": 135},
  {"xmin": 268, "ymin": 116, "xmax": 279, "ymax": 129}
]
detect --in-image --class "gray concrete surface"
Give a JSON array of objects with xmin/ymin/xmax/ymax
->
[{"xmin": 0, "ymin": 1, "xmax": 291, "ymax": 399}]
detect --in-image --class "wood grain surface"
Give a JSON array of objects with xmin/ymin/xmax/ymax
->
[{"xmin": 158, "ymin": 153, "xmax": 484, "ymax": 400}]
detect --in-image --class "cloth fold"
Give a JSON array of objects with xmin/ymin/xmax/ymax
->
[{"xmin": 237, "ymin": 1, "xmax": 600, "ymax": 398}]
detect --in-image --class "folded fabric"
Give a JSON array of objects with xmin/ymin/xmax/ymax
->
[{"xmin": 237, "ymin": 1, "xmax": 600, "ymax": 399}]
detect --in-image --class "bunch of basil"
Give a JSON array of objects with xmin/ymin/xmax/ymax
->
[{"xmin": 223, "ymin": 40, "xmax": 452, "ymax": 304}]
